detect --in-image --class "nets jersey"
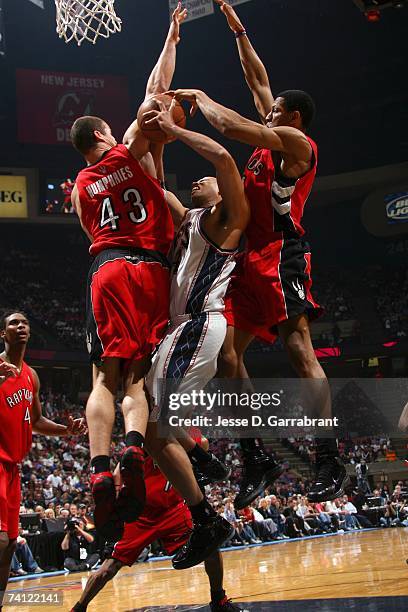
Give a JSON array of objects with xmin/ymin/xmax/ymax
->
[
  {"xmin": 244, "ymin": 137, "xmax": 318, "ymax": 250},
  {"xmin": 75, "ymin": 144, "xmax": 174, "ymax": 257},
  {"xmin": 0, "ymin": 362, "xmax": 34, "ymax": 463},
  {"xmin": 169, "ymin": 208, "xmax": 239, "ymax": 319}
]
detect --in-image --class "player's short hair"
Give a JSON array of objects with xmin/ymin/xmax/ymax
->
[
  {"xmin": 0, "ymin": 310, "xmax": 29, "ymax": 330},
  {"xmin": 277, "ymin": 90, "xmax": 316, "ymax": 130},
  {"xmin": 70, "ymin": 116, "xmax": 107, "ymax": 155}
]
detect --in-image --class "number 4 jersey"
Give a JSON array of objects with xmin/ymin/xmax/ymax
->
[
  {"xmin": 0, "ymin": 362, "xmax": 33, "ymax": 463},
  {"xmin": 75, "ymin": 144, "xmax": 174, "ymax": 257}
]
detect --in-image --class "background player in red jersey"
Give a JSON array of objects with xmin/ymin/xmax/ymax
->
[
  {"xmin": 170, "ymin": 0, "xmax": 348, "ymax": 510},
  {"xmin": 70, "ymin": 438, "xmax": 243, "ymax": 612},
  {"xmin": 0, "ymin": 311, "xmax": 86, "ymax": 610}
]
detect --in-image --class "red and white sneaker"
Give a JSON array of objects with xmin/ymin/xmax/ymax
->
[
  {"xmin": 116, "ymin": 446, "xmax": 146, "ymax": 523},
  {"xmin": 90, "ymin": 471, "xmax": 123, "ymax": 540}
]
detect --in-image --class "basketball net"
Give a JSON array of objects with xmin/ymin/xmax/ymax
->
[{"xmin": 55, "ymin": 0, "xmax": 122, "ymax": 46}]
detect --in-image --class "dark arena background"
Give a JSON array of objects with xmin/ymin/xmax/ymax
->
[{"xmin": 0, "ymin": 1, "xmax": 408, "ymax": 611}]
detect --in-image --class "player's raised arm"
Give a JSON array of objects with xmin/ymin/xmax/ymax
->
[
  {"xmin": 145, "ymin": 2, "xmax": 187, "ymax": 99},
  {"xmin": 170, "ymin": 89, "xmax": 312, "ymax": 171},
  {"xmin": 214, "ymin": 0, "xmax": 273, "ymax": 122}
]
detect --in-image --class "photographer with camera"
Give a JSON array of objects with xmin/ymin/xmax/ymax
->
[
  {"xmin": 380, "ymin": 501, "xmax": 399, "ymax": 528},
  {"xmin": 61, "ymin": 518, "xmax": 99, "ymax": 572}
]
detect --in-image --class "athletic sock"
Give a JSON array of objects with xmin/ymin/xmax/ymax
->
[
  {"xmin": 90, "ymin": 455, "xmax": 110, "ymax": 474},
  {"xmin": 125, "ymin": 431, "xmax": 145, "ymax": 448},
  {"xmin": 187, "ymin": 443, "xmax": 212, "ymax": 464},
  {"xmin": 211, "ymin": 589, "xmax": 226, "ymax": 604},
  {"xmin": 189, "ymin": 498, "xmax": 217, "ymax": 524},
  {"xmin": 240, "ymin": 438, "xmax": 266, "ymax": 458}
]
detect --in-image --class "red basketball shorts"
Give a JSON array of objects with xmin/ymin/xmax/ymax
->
[
  {"xmin": 112, "ymin": 503, "xmax": 192, "ymax": 566},
  {"xmin": 86, "ymin": 248, "xmax": 170, "ymax": 365},
  {"xmin": 224, "ymin": 237, "xmax": 323, "ymax": 344},
  {"xmin": 0, "ymin": 463, "xmax": 21, "ymax": 539}
]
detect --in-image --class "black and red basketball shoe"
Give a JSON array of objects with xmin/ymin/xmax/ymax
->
[
  {"xmin": 210, "ymin": 597, "xmax": 246, "ymax": 611},
  {"xmin": 90, "ymin": 472, "xmax": 123, "ymax": 541},
  {"xmin": 116, "ymin": 445, "xmax": 146, "ymax": 523}
]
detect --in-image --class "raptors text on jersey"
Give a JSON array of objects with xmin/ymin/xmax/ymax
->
[{"xmin": 0, "ymin": 362, "xmax": 34, "ymax": 463}]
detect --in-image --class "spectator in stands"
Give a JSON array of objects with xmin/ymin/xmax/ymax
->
[
  {"xmin": 313, "ymin": 502, "xmax": 333, "ymax": 532},
  {"xmin": 283, "ymin": 498, "xmax": 306, "ymax": 538},
  {"xmin": 338, "ymin": 498, "xmax": 361, "ymax": 530},
  {"xmin": 265, "ymin": 495, "xmax": 287, "ymax": 538},
  {"xmin": 10, "ymin": 528, "xmax": 43, "ymax": 576}
]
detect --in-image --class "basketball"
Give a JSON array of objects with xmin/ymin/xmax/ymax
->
[{"xmin": 137, "ymin": 94, "xmax": 186, "ymax": 143}]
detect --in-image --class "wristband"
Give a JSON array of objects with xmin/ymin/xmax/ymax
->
[{"xmin": 235, "ymin": 30, "xmax": 247, "ymax": 39}]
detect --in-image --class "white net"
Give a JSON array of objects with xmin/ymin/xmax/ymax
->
[{"xmin": 55, "ymin": 0, "xmax": 122, "ymax": 46}]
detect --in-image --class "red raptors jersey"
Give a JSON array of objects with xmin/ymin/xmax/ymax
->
[
  {"xmin": 142, "ymin": 432, "xmax": 203, "ymax": 516},
  {"xmin": 0, "ymin": 362, "xmax": 34, "ymax": 463},
  {"xmin": 75, "ymin": 144, "xmax": 174, "ymax": 256},
  {"xmin": 243, "ymin": 137, "xmax": 318, "ymax": 250},
  {"xmin": 143, "ymin": 456, "xmax": 183, "ymax": 516}
]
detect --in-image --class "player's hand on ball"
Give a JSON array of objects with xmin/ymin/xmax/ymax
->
[
  {"xmin": 214, "ymin": 0, "xmax": 245, "ymax": 34},
  {"xmin": 168, "ymin": 2, "xmax": 188, "ymax": 45},
  {"xmin": 144, "ymin": 98, "xmax": 179, "ymax": 137},
  {"xmin": 65, "ymin": 416, "xmax": 87, "ymax": 436},
  {"xmin": 166, "ymin": 89, "xmax": 201, "ymax": 117},
  {"xmin": 0, "ymin": 359, "xmax": 18, "ymax": 385}
]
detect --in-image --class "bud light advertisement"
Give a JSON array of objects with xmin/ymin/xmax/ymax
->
[{"xmin": 385, "ymin": 191, "xmax": 408, "ymax": 224}]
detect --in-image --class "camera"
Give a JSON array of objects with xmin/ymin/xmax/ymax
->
[{"xmin": 65, "ymin": 518, "xmax": 81, "ymax": 533}]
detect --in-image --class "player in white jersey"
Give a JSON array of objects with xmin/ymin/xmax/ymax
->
[{"xmin": 144, "ymin": 100, "xmax": 249, "ymax": 424}]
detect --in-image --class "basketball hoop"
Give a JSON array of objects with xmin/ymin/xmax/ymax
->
[{"xmin": 55, "ymin": 0, "xmax": 122, "ymax": 46}]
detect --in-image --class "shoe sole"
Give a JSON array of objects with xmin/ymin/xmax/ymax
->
[
  {"xmin": 172, "ymin": 523, "xmax": 235, "ymax": 570},
  {"xmin": 234, "ymin": 463, "xmax": 285, "ymax": 510},
  {"xmin": 307, "ymin": 475, "xmax": 351, "ymax": 503}
]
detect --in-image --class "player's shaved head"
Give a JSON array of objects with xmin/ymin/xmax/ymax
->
[{"xmin": 70, "ymin": 116, "xmax": 110, "ymax": 155}]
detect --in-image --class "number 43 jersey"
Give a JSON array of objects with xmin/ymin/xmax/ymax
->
[
  {"xmin": 75, "ymin": 144, "xmax": 174, "ymax": 257},
  {"xmin": 0, "ymin": 362, "xmax": 33, "ymax": 463}
]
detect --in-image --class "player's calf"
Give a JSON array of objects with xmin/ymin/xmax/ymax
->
[{"xmin": 71, "ymin": 558, "xmax": 123, "ymax": 612}]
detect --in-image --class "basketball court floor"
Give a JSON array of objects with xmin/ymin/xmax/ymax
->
[{"xmin": 6, "ymin": 529, "xmax": 408, "ymax": 611}]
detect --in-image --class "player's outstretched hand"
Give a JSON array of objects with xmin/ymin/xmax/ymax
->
[
  {"xmin": 168, "ymin": 2, "xmax": 188, "ymax": 45},
  {"xmin": 65, "ymin": 416, "xmax": 87, "ymax": 437},
  {"xmin": 0, "ymin": 359, "xmax": 18, "ymax": 385},
  {"xmin": 143, "ymin": 98, "xmax": 179, "ymax": 137},
  {"xmin": 166, "ymin": 89, "xmax": 201, "ymax": 117},
  {"xmin": 214, "ymin": 0, "xmax": 245, "ymax": 34}
]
